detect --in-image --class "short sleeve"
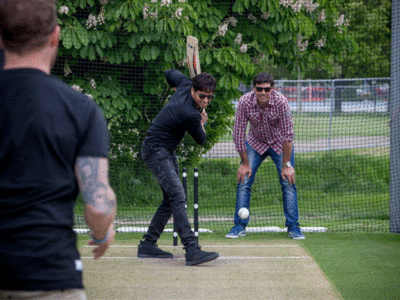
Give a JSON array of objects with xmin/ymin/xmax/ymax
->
[{"xmin": 77, "ymin": 104, "xmax": 109, "ymax": 157}]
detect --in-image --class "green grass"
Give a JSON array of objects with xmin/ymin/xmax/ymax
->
[
  {"xmin": 220, "ymin": 113, "xmax": 389, "ymax": 142},
  {"xmin": 300, "ymin": 233, "xmax": 400, "ymax": 300},
  {"xmin": 74, "ymin": 147, "xmax": 390, "ymax": 232}
]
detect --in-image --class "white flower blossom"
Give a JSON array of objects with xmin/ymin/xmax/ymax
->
[
  {"xmin": 247, "ymin": 13, "xmax": 257, "ymax": 24},
  {"xmin": 174, "ymin": 7, "xmax": 183, "ymax": 19},
  {"xmin": 100, "ymin": 0, "xmax": 108, "ymax": 5},
  {"xmin": 315, "ymin": 36, "xmax": 326, "ymax": 49},
  {"xmin": 178, "ymin": 0, "xmax": 186, "ymax": 2},
  {"xmin": 235, "ymin": 33, "xmax": 242, "ymax": 44},
  {"xmin": 261, "ymin": 12, "xmax": 270, "ymax": 20},
  {"xmin": 317, "ymin": 9, "xmax": 326, "ymax": 22},
  {"xmin": 161, "ymin": 0, "xmax": 171, "ymax": 7},
  {"xmin": 90, "ymin": 79, "xmax": 96, "ymax": 89},
  {"xmin": 149, "ymin": 12, "xmax": 158, "ymax": 20},
  {"xmin": 86, "ymin": 14, "xmax": 97, "ymax": 29},
  {"xmin": 227, "ymin": 16, "xmax": 238, "ymax": 26},
  {"xmin": 303, "ymin": 0, "xmax": 319, "ymax": 13},
  {"xmin": 217, "ymin": 24, "xmax": 228, "ymax": 37},
  {"xmin": 97, "ymin": 7, "xmax": 106, "ymax": 26},
  {"xmin": 279, "ymin": 0, "xmax": 318, "ymax": 13},
  {"xmin": 239, "ymin": 44, "xmax": 248, "ymax": 53},
  {"xmin": 143, "ymin": 4, "xmax": 149, "ymax": 19},
  {"xmin": 71, "ymin": 85, "xmax": 83, "ymax": 92},
  {"xmin": 297, "ymin": 35, "xmax": 308, "ymax": 52},
  {"xmin": 151, "ymin": 0, "xmax": 157, "ymax": 3},
  {"xmin": 222, "ymin": 17, "xmax": 238, "ymax": 27},
  {"xmin": 59, "ymin": 6, "xmax": 69, "ymax": 15},
  {"xmin": 85, "ymin": 93, "xmax": 93, "ymax": 99},
  {"xmin": 64, "ymin": 62, "xmax": 72, "ymax": 77},
  {"xmin": 335, "ymin": 14, "xmax": 345, "ymax": 27}
]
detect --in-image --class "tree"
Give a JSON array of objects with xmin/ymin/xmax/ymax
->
[
  {"xmin": 338, "ymin": 0, "xmax": 391, "ymax": 78},
  {"xmin": 54, "ymin": 0, "xmax": 355, "ymax": 167}
]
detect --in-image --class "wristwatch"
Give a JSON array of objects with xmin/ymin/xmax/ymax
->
[{"xmin": 283, "ymin": 162, "xmax": 292, "ymax": 168}]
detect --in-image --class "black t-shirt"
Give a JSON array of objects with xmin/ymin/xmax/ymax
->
[
  {"xmin": 144, "ymin": 69, "xmax": 206, "ymax": 151},
  {"xmin": 0, "ymin": 49, "xmax": 4, "ymax": 70},
  {"xmin": 0, "ymin": 69, "xmax": 109, "ymax": 290}
]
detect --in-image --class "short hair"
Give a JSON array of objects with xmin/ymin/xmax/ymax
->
[
  {"xmin": 253, "ymin": 72, "xmax": 274, "ymax": 87},
  {"xmin": 0, "ymin": 0, "xmax": 57, "ymax": 55},
  {"xmin": 192, "ymin": 72, "xmax": 217, "ymax": 93}
]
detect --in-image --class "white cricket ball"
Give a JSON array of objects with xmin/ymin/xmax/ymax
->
[{"xmin": 238, "ymin": 207, "xmax": 249, "ymax": 219}]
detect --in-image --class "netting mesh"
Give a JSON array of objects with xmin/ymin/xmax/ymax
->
[
  {"xmin": 390, "ymin": 0, "xmax": 400, "ymax": 233},
  {"xmin": 50, "ymin": 0, "xmax": 394, "ymax": 233}
]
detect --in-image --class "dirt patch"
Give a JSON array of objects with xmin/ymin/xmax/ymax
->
[{"xmin": 80, "ymin": 240, "xmax": 342, "ymax": 300}]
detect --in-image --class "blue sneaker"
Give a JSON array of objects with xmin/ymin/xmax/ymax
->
[
  {"xmin": 225, "ymin": 225, "xmax": 246, "ymax": 239},
  {"xmin": 288, "ymin": 227, "xmax": 305, "ymax": 240}
]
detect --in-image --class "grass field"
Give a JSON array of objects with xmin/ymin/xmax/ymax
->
[
  {"xmin": 219, "ymin": 113, "xmax": 389, "ymax": 142},
  {"xmin": 75, "ymin": 146, "xmax": 390, "ymax": 233},
  {"xmin": 78, "ymin": 232, "xmax": 400, "ymax": 300}
]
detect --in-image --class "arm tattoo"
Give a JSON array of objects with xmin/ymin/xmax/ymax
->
[{"xmin": 76, "ymin": 157, "xmax": 115, "ymax": 215}]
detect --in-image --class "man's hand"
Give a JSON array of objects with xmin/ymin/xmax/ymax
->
[
  {"xmin": 89, "ymin": 224, "xmax": 116, "ymax": 260},
  {"xmin": 201, "ymin": 109, "xmax": 208, "ymax": 125},
  {"xmin": 281, "ymin": 166, "xmax": 295, "ymax": 185},
  {"xmin": 237, "ymin": 163, "xmax": 252, "ymax": 183}
]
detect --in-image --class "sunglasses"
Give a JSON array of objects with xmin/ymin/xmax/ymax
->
[
  {"xmin": 255, "ymin": 87, "xmax": 272, "ymax": 93},
  {"xmin": 198, "ymin": 93, "xmax": 214, "ymax": 100}
]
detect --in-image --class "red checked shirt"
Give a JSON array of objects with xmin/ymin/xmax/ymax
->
[{"xmin": 233, "ymin": 90, "xmax": 294, "ymax": 155}]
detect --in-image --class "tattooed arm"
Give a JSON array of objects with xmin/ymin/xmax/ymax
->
[{"xmin": 75, "ymin": 157, "xmax": 117, "ymax": 259}]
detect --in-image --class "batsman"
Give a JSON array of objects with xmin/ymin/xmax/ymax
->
[{"xmin": 137, "ymin": 68, "xmax": 219, "ymax": 266}]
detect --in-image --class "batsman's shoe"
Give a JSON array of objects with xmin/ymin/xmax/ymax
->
[
  {"xmin": 225, "ymin": 225, "xmax": 246, "ymax": 239},
  {"xmin": 137, "ymin": 240, "xmax": 174, "ymax": 258},
  {"xmin": 288, "ymin": 227, "xmax": 305, "ymax": 240},
  {"xmin": 185, "ymin": 245, "xmax": 219, "ymax": 266}
]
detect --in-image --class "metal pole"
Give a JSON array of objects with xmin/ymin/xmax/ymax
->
[
  {"xmin": 194, "ymin": 168, "xmax": 199, "ymax": 243},
  {"xmin": 390, "ymin": 0, "xmax": 400, "ymax": 233}
]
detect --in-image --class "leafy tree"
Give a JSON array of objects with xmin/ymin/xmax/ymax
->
[
  {"xmin": 54, "ymin": 0, "xmax": 355, "ymax": 167},
  {"xmin": 339, "ymin": 0, "xmax": 391, "ymax": 78}
]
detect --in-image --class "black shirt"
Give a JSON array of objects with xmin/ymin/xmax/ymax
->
[
  {"xmin": 0, "ymin": 68, "xmax": 109, "ymax": 290},
  {"xmin": 144, "ymin": 69, "xmax": 206, "ymax": 151}
]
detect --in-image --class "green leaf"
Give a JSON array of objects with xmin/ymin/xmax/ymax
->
[
  {"xmin": 79, "ymin": 46, "xmax": 89, "ymax": 58},
  {"xmin": 88, "ymin": 46, "xmax": 96, "ymax": 61},
  {"xmin": 62, "ymin": 28, "xmax": 73, "ymax": 49},
  {"xmin": 140, "ymin": 46, "xmax": 152, "ymax": 61},
  {"xmin": 95, "ymin": 45, "xmax": 104, "ymax": 58},
  {"xmin": 150, "ymin": 46, "xmax": 160, "ymax": 60},
  {"xmin": 72, "ymin": 30, "xmax": 82, "ymax": 49}
]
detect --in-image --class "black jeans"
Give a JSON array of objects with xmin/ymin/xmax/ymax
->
[{"xmin": 141, "ymin": 142, "xmax": 197, "ymax": 248}]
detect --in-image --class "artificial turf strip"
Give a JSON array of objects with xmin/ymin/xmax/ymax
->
[{"xmin": 299, "ymin": 233, "xmax": 400, "ymax": 300}]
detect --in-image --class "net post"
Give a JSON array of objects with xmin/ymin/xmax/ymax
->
[
  {"xmin": 390, "ymin": 0, "xmax": 400, "ymax": 233},
  {"xmin": 173, "ymin": 167, "xmax": 187, "ymax": 246},
  {"xmin": 194, "ymin": 167, "xmax": 199, "ymax": 243}
]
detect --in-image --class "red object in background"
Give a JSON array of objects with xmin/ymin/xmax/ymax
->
[{"xmin": 276, "ymin": 86, "xmax": 331, "ymax": 102}]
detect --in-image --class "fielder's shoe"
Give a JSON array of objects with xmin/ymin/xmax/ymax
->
[
  {"xmin": 225, "ymin": 225, "xmax": 246, "ymax": 239},
  {"xmin": 288, "ymin": 227, "xmax": 305, "ymax": 240},
  {"xmin": 137, "ymin": 240, "xmax": 174, "ymax": 258},
  {"xmin": 185, "ymin": 245, "xmax": 219, "ymax": 266}
]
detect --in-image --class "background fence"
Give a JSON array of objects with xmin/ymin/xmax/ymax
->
[{"xmin": 49, "ymin": 0, "xmax": 394, "ymax": 234}]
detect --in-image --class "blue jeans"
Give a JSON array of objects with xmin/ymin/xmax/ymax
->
[{"xmin": 233, "ymin": 142, "xmax": 300, "ymax": 229}]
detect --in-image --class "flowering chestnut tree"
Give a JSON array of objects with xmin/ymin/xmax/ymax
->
[{"xmin": 55, "ymin": 0, "xmax": 354, "ymax": 165}]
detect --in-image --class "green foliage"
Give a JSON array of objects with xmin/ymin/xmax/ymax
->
[
  {"xmin": 55, "ymin": 0, "xmax": 355, "ymax": 165},
  {"xmin": 339, "ymin": 0, "xmax": 391, "ymax": 78}
]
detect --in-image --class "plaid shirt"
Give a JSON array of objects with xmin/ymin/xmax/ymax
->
[{"xmin": 233, "ymin": 90, "xmax": 294, "ymax": 155}]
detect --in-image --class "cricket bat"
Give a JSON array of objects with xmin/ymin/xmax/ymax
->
[{"xmin": 186, "ymin": 36, "xmax": 201, "ymax": 79}]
